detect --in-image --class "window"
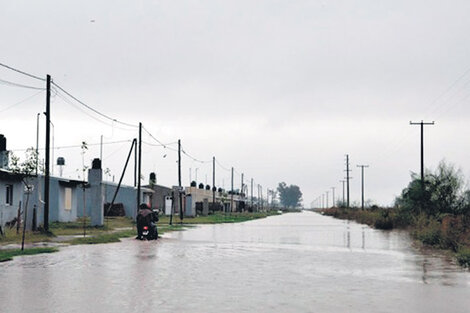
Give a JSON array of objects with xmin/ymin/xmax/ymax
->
[
  {"xmin": 64, "ymin": 187, "xmax": 72, "ymax": 211},
  {"xmin": 6, "ymin": 185, "xmax": 13, "ymax": 205}
]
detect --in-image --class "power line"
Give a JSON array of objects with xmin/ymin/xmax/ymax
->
[
  {"xmin": 0, "ymin": 62, "xmax": 45, "ymax": 81},
  {"xmin": 142, "ymin": 140, "xmax": 178, "ymax": 148},
  {"xmin": 0, "ymin": 78, "xmax": 45, "ymax": 90},
  {"xmin": 180, "ymin": 145, "xmax": 211, "ymax": 163},
  {"xmin": 52, "ymin": 81, "xmax": 138, "ymax": 129},
  {"xmin": 215, "ymin": 159, "xmax": 231, "ymax": 172},
  {"xmin": 0, "ymin": 90, "xmax": 44, "ymax": 113},
  {"xmin": 141, "ymin": 125, "xmax": 170, "ymax": 147},
  {"xmin": 10, "ymin": 139, "xmax": 133, "ymax": 152}
]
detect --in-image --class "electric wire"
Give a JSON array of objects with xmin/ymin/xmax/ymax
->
[
  {"xmin": 0, "ymin": 78, "xmax": 45, "ymax": 90},
  {"xmin": 0, "ymin": 62, "xmax": 45, "ymax": 81},
  {"xmin": 52, "ymin": 81, "xmax": 138, "ymax": 129},
  {"xmin": 0, "ymin": 90, "xmax": 44, "ymax": 113},
  {"xmin": 10, "ymin": 139, "xmax": 133, "ymax": 152}
]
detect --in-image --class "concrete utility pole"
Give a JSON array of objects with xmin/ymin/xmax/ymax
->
[
  {"xmin": 345, "ymin": 154, "xmax": 352, "ymax": 208},
  {"xmin": 339, "ymin": 180, "xmax": 346, "ymax": 205},
  {"xmin": 251, "ymin": 178, "xmax": 254, "ymax": 208},
  {"xmin": 357, "ymin": 165, "xmax": 369, "ymax": 210},
  {"xmin": 44, "ymin": 74, "xmax": 51, "ymax": 231},
  {"xmin": 134, "ymin": 138, "xmax": 137, "ymax": 187},
  {"xmin": 212, "ymin": 157, "xmax": 216, "ymax": 208},
  {"xmin": 137, "ymin": 123, "xmax": 142, "ymax": 209},
  {"xmin": 231, "ymin": 167, "xmax": 234, "ymax": 213},
  {"xmin": 241, "ymin": 173, "xmax": 244, "ymax": 199},
  {"xmin": 36, "ymin": 113, "xmax": 40, "ymax": 176},
  {"xmin": 410, "ymin": 121, "xmax": 435, "ymax": 185},
  {"xmin": 331, "ymin": 187, "xmax": 336, "ymax": 208},
  {"xmin": 178, "ymin": 139, "xmax": 183, "ymax": 222}
]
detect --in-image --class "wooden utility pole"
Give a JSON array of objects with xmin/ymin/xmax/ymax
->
[
  {"xmin": 44, "ymin": 74, "xmax": 51, "ymax": 231},
  {"xmin": 410, "ymin": 121, "xmax": 435, "ymax": 185},
  {"xmin": 178, "ymin": 139, "xmax": 183, "ymax": 223}
]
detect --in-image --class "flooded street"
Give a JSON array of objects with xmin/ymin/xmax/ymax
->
[{"xmin": 1, "ymin": 211, "xmax": 469, "ymax": 313}]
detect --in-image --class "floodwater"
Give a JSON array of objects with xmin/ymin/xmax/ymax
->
[{"xmin": 1, "ymin": 211, "xmax": 469, "ymax": 313}]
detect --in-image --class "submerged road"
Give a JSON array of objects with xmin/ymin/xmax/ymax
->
[{"xmin": 1, "ymin": 211, "xmax": 469, "ymax": 313}]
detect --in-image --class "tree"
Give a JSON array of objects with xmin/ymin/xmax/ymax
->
[
  {"xmin": 277, "ymin": 182, "xmax": 303, "ymax": 208},
  {"xmin": 9, "ymin": 148, "xmax": 38, "ymax": 249},
  {"xmin": 395, "ymin": 160, "xmax": 467, "ymax": 217}
]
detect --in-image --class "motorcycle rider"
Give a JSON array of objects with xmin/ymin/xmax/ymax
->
[{"xmin": 136, "ymin": 203, "xmax": 158, "ymax": 240}]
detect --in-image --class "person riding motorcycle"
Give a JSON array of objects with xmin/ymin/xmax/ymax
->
[{"xmin": 136, "ymin": 203, "xmax": 159, "ymax": 240}]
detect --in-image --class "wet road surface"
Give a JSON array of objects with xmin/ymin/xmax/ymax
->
[{"xmin": 1, "ymin": 211, "xmax": 469, "ymax": 313}]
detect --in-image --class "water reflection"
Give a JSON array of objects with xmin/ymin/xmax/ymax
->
[{"xmin": 1, "ymin": 211, "xmax": 469, "ymax": 313}]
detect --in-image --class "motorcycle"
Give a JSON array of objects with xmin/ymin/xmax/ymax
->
[{"xmin": 136, "ymin": 205, "xmax": 159, "ymax": 240}]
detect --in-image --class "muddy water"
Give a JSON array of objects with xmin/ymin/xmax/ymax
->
[{"xmin": 0, "ymin": 211, "xmax": 469, "ymax": 313}]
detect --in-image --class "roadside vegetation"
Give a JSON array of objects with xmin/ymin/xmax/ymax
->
[
  {"xmin": 0, "ymin": 247, "xmax": 59, "ymax": 262},
  {"xmin": 1, "ymin": 211, "xmax": 280, "ymax": 261},
  {"xmin": 323, "ymin": 161, "xmax": 470, "ymax": 268}
]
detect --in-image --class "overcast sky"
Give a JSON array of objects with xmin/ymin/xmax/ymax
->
[{"xmin": 2, "ymin": 0, "xmax": 470, "ymax": 207}]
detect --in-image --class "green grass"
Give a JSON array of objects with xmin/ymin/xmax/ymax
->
[
  {"xmin": 1, "ymin": 212, "xmax": 279, "ymax": 247},
  {"xmin": 157, "ymin": 211, "xmax": 280, "ymax": 225},
  {"xmin": 66, "ymin": 229, "xmax": 136, "ymax": 245},
  {"xmin": 0, "ymin": 247, "xmax": 59, "ymax": 262}
]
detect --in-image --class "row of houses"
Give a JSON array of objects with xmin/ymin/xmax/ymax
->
[{"xmin": 0, "ymin": 134, "xmax": 249, "ymax": 230}]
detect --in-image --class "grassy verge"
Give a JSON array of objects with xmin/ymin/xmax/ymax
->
[
  {"xmin": 1, "ymin": 212, "xmax": 280, "ymax": 247},
  {"xmin": 0, "ymin": 247, "xmax": 59, "ymax": 262},
  {"xmin": 157, "ymin": 211, "xmax": 280, "ymax": 225},
  {"xmin": 322, "ymin": 207, "xmax": 470, "ymax": 268}
]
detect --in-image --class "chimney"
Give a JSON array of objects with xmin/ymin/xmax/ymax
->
[
  {"xmin": 88, "ymin": 158, "xmax": 104, "ymax": 226},
  {"xmin": 149, "ymin": 172, "xmax": 156, "ymax": 186}
]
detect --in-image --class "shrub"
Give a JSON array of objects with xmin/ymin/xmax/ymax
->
[{"xmin": 456, "ymin": 248, "xmax": 470, "ymax": 268}]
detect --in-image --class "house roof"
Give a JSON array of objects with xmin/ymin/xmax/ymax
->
[{"xmin": 0, "ymin": 169, "xmax": 25, "ymax": 181}]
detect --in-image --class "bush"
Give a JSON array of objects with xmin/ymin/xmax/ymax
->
[{"xmin": 456, "ymin": 248, "xmax": 470, "ymax": 268}]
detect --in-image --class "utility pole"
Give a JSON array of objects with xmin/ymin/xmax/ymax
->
[
  {"xmin": 331, "ymin": 187, "xmax": 336, "ymax": 208},
  {"xmin": 241, "ymin": 173, "xmax": 244, "ymax": 199},
  {"xmin": 137, "ymin": 123, "xmax": 142, "ymax": 212},
  {"xmin": 326, "ymin": 191, "xmax": 329, "ymax": 208},
  {"xmin": 410, "ymin": 120, "xmax": 435, "ymax": 185},
  {"xmin": 134, "ymin": 138, "xmax": 137, "ymax": 187},
  {"xmin": 178, "ymin": 139, "xmax": 183, "ymax": 223},
  {"xmin": 322, "ymin": 193, "xmax": 324, "ymax": 209},
  {"xmin": 251, "ymin": 178, "xmax": 254, "ymax": 208},
  {"xmin": 44, "ymin": 74, "xmax": 51, "ymax": 231},
  {"xmin": 339, "ymin": 180, "xmax": 346, "ymax": 205},
  {"xmin": 231, "ymin": 167, "xmax": 234, "ymax": 213},
  {"xmin": 357, "ymin": 165, "xmax": 369, "ymax": 210},
  {"xmin": 100, "ymin": 135, "xmax": 103, "ymax": 162},
  {"xmin": 212, "ymin": 157, "xmax": 216, "ymax": 209},
  {"xmin": 36, "ymin": 113, "xmax": 40, "ymax": 176},
  {"xmin": 345, "ymin": 154, "xmax": 352, "ymax": 208}
]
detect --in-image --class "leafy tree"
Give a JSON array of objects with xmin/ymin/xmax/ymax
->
[
  {"xmin": 395, "ymin": 161, "xmax": 467, "ymax": 217},
  {"xmin": 277, "ymin": 182, "xmax": 303, "ymax": 208}
]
